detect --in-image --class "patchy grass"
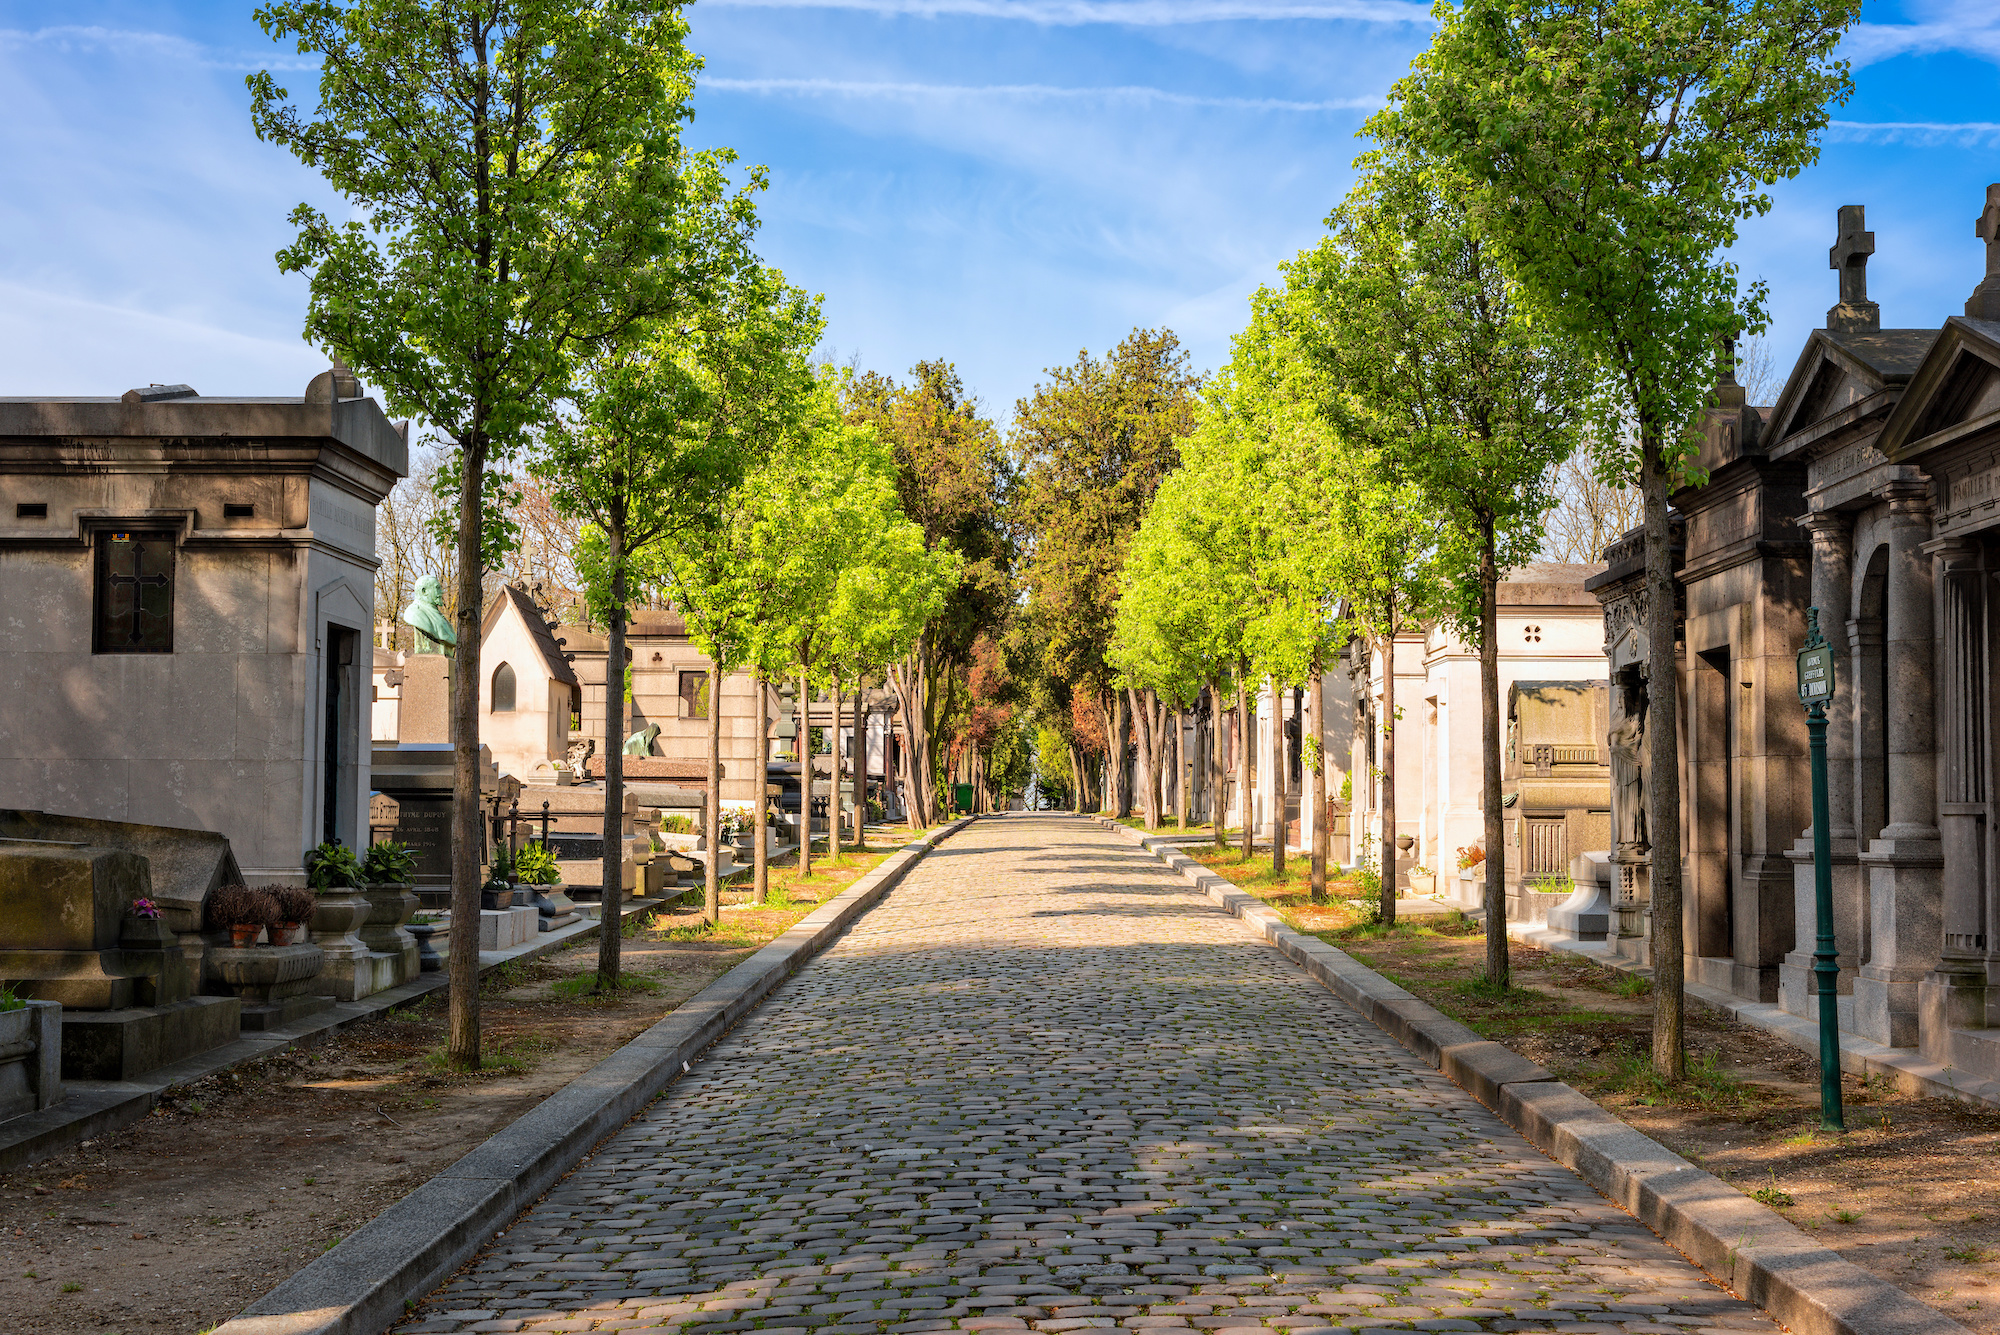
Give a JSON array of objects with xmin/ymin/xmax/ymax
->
[{"xmin": 549, "ymin": 971, "xmax": 665, "ymax": 1001}]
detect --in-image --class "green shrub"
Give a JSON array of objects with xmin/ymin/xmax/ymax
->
[
  {"xmin": 0, "ymin": 986, "xmax": 24, "ymax": 1013},
  {"xmin": 514, "ymin": 841, "xmax": 561, "ymax": 885},
  {"xmin": 305, "ymin": 841, "xmax": 364, "ymax": 889},
  {"xmin": 360, "ymin": 840, "xmax": 418, "ymax": 885}
]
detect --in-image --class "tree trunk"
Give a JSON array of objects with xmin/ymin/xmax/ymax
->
[
  {"xmin": 1211, "ymin": 681, "xmax": 1228, "ymax": 849},
  {"xmin": 754, "ymin": 671, "xmax": 768, "ymax": 906},
  {"xmin": 1236, "ymin": 677, "xmax": 1253, "ymax": 861},
  {"xmin": 1480, "ymin": 520, "xmax": 1508, "ymax": 988},
  {"xmin": 1643, "ymin": 427, "xmax": 1686, "ymax": 1081},
  {"xmin": 1310, "ymin": 664, "xmax": 1328, "ymax": 904},
  {"xmin": 830, "ymin": 675, "xmax": 843, "ymax": 862},
  {"xmin": 1272, "ymin": 680, "xmax": 1288, "ymax": 877},
  {"xmin": 1128, "ymin": 687, "xmax": 1155, "ymax": 828},
  {"xmin": 446, "ymin": 430, "xmax": 486, "ymax": 1071},
  {"xmin": 1175, "ymin": 707, "xmax": 1190, "ymax": 832},
  {"xmin": 1380, "ymin": 623, "xmax": 1398, "ymax": 928},
  {"xmin": 1068, "ymin": 743, "xmax": 1085, "ymax": 813},
  {"xmin": 889, "ymin": 645, "xmax": 933, "ymax": 829},
  {"xmin": 704, "ymin": 651, "xmax": 722, "ymax": 926},
  {"xmin": 797, "ymin": 667, "xmax": 813, "ymax": 877},
  {"xmin": 852, "ymin": 683, "xmax": 865, "ymax": 844},
  {"xmin": 596, "ymin": 522, "xmax": 627, "ymax": 987}
]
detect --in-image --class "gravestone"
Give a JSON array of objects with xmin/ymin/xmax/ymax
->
[{"xmin": 370, "ymin": 743, "xmax": 498, "ymax": 909}]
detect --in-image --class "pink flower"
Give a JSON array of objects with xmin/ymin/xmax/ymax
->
[{"xmin": 129, "ymin": 898, "xmax": 161, "ymax": 919}]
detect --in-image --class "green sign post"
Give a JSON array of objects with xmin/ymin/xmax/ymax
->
[{"xmin": 1797, "ymin": 607, "xmax": 1845, "ymax": 1133}]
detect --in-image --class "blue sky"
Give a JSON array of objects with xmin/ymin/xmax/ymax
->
[{"xmin": 2, "ymin": 0, "xmax": 1997, "ymax": 421}]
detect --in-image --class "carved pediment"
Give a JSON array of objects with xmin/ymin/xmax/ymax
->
[
  {"xmin": 1879, "ymin": 317, "xmax": 2000, "ymax": 461},
  {"xmin": 1769, "ymin": 327, "xmax": 1931, "ymax": 448}
]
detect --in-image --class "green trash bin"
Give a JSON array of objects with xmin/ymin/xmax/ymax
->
[{"xmin": 952, "ymin": 783, "xmax": 974, "ymax": 814}]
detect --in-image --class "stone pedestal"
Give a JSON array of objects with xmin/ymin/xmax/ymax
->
[
  {"xmin": 0, "ymin": 999, "xmax": 61, "ymax": 1122},
  {"xmin": 1853, "ymin": 834, "xmax": 1943, "ymax": 1047},
  {"xmin": 1547, "ymin": 853, "xmax": 1614, "ymax": 942},
  {"xmin": 359, "ymin": 883, "xmax": 420, "ymax": 990},
  {"xmin": 309, "ymin": 886, "xmax": 376, "ymax": 1002},
  {"xmin": 1779, "ymin": 832, "xmax": 1863, "ymax": 1022}
]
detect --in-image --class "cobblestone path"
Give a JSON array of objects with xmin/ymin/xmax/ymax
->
[{"xmin": 401, "ymin": 815, "xmax": 1774, "ymax": 1335}]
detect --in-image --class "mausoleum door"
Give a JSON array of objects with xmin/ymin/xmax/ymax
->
[
  {"xmin": 1693, "ymin": 648, "xmax": 1736, "ymax": 963},
  {"xmin": 1936, "ymin": 536, "xmax": 1995, "ymax": 974},
  {"xmin": 322, "ymin": 626, "xmax": 360, "ymax": 848}
]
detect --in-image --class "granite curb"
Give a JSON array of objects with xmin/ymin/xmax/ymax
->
[
  {"xmin": 211, "ymin": 818, "xmax": 972, "ymax": 1335},
  {"xmin": 1088, "ymin": 813, "xmax": 1969, "ymax": 1335}
]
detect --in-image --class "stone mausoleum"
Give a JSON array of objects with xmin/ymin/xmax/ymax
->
[
  {"xmin": 0, "ymin": 366, "xmax": 408, "ymax": 877},
  {"xmin": 1596, "ymin": 187, "xmax": 2000, "ymax": 1089}
]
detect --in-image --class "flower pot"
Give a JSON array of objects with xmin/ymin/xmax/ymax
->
[
  {"xmin": 268, "ymin": 922, "xmax": 302, "ymax": 947},
  {"xmin": 229, "ymin": 924, "xmax": 263, "ymax": 948}
]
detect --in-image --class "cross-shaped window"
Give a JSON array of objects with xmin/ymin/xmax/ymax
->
[{"xmin": 93, "ymin": 531, "xmax": 176, "ymax": 653}]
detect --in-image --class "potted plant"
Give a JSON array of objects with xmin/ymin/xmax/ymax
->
[
  {"xmin": 206, "ymin": 883, "xmax": 281, "ymax": 947},
  {"xmin": 513, "ymin": 840, "xmax": 573, "ymax": 922},
  {"xmin": 267, "ymin": 885, "xmax": 317, "ymax": 946},
  {"xmin": 482, "ymin": 844, "xmax": 515, "ymax": 911}
]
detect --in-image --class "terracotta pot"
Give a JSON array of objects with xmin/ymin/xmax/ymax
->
[
  {"xmin": 270, "ymin": 922, "xmax": 304, "ymax": 946},
  {"xmin": 229, "ymin": 924, "xmax": 263, "ymax": 948}
]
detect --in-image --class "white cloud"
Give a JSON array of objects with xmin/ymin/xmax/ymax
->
[
  {"xmin": 705, "ymin": 76, "xmax": 1380, "ymax": 112},
  {"xmin": 702, "ymin": 0, "xmax": 1432, "ymax": 25},
  {"xmin": 0, "ymin": 24, "xmax": 318, "ymax": 71},
  {"xmin": 1827, "ymin": 119, "xmax": 2000, "ymax": 147}
]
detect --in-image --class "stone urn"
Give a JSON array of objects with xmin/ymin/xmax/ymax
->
[
  {"xmin": 360, "ymin": 882, "xmax": 420, "ymax": 985},
  {"xmin": 405, "ymin": 922, "xmax": 443, "ymax": 972},
  {"xmin": 309, "ymin": 884, "xmax": 374, "ymax": 1002}
]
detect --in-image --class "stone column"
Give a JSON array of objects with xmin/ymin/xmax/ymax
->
[
  {"xmin": 1920, "ymin": 536, "xmax": 1991, "ymax": 1056},
  {"xmin": 1782, "ymin": 511, "xmax": 1862, "ymax": 1020},
  {"xmin": 1855, "ymin": 481, "xmax": 1944, "ymax": 1046}
]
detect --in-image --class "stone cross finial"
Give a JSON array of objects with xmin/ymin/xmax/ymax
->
[
  {"xmin": 1970, "ymin": 184, "xmax": 2000, "ymax": 320},
  {"xmin": 1827, "ymin": 204, "xmax": 1879, "ymax": 332}
]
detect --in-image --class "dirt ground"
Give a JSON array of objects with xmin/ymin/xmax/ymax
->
[
  {"xmin": 0, "ymin": 843, "xmax": 894, "ymax": 1335},
  {"xmin": 1180, "ymin": 842, "xmax": 2000, "ymax": 1331}
]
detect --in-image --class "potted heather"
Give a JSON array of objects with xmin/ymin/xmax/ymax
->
[
  {"xmin": 206, "ymin": 883, "xmax": 281, "ymax": 947},
  {"xmin": 268, "ymin": 884, "xmax": 318, "ymax": 946}
]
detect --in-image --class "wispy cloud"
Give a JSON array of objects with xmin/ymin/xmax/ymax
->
[
  {"xmin": 705, "ymin": 76, "xmax": 1379, "ymax": 112},
  {"xmin": 0, "ymin": 25, "xmax": 317, "ymax": 71},
  {"xmin": 1827, "ymin": 119, "xmax": 2000, "ymax": 147},
  {"xmin": 702, "ymin": 0, "xmax": 1433, "ymax": 25}
]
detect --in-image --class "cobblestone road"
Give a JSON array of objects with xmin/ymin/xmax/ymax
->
[{"xmin": 400, "ymin": 815, "xmax": 1775, "ymax": 1335}]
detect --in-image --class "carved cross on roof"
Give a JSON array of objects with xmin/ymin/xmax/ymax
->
[
  {"xmin": 1969, "ymin": 184, "xmax": 2000, "ymax": 320},
  {"xmin": 1827, "ymin": 204, "xmax": 1880, "ymax": 333}
]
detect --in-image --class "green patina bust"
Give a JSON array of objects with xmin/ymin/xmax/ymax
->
[
  {"xmin": 623, "ymin": 723, "xmax": 660, "ymax": 757},
  {"xmin": 402, "ymin": 575, "xmax": 457, "ymax": 655}
]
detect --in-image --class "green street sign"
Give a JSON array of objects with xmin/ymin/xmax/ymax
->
[{"xmin": 1798, "ymin": 609, "xmax": 1835, "ymax": 706}]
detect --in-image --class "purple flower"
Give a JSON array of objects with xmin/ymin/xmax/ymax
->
[{"xmin": 129, "ymin": 898, "xmax": 161, "ymax": 919}]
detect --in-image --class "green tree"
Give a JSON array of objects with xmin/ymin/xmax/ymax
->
[
  {"xmin": 1013, "ymin": 329, "xmax": 1201, "ymax": 823},
  {"xmin": 552, "ymin": 266, "xmax": 821, "ymax": 949},
  {"xmin": 1287, "ymin": 151, "xmax": 1596, "ymax": 982},
  {"xmin": 1376, "ymin": 0, "xmax": 1857, "ymax": 1073},
  {"xmin": 845, "ymin": 363, "xmax": 1012, "ymax": 828},
  {"xmin": 250, "ymin": 0, "xmax": 738, "ymax": 1069}
]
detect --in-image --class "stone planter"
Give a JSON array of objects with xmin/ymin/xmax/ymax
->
[
  {"xmin": 309, "ymin": 884, "xmax": 375, "ymax": 1002},
  {"xmin": 208, "ymin": 942, "xmax": 332, "ymax": 1031},
  {"xmin": 0, "ymin": 1000, "xmax": 62, "ymax": 1122},
  {"xmin": 360, "ymin": 882, "xmax": 420, "ymax": 988},
  {"xmin": 1409, "ymin": 871, "xmax": 1436, "ymax": 897}
]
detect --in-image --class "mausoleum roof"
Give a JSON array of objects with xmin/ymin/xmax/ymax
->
[{"xmin": 482, "ymin": 584, "xmax": 580, "ymax": 686}]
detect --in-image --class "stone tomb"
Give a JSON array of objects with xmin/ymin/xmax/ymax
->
[
  {"xmin": 0, "ymin": 811, "xmax": 244, "ymax": 1079},
  {"xmin": 1499, "ymin": 680, "xmax": 1613, "ymax": 926},
  {"xmin": 0, "ymin": 367, "xmax": 408, "ymax": 881},
  {"xmin": 1589, "ymin": 189, "xmax": 2000, "ymax": 1089}
]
